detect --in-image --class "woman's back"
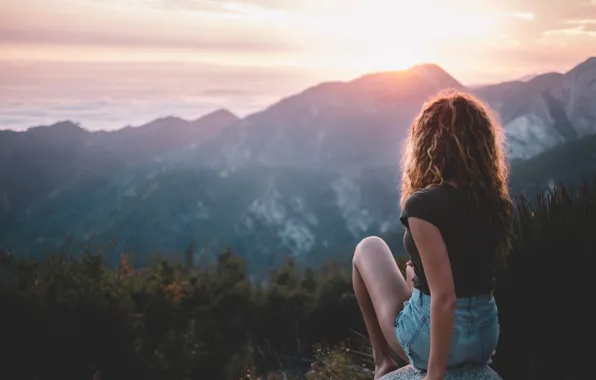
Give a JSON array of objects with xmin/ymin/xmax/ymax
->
[
  {"xmin": 400, "ymin": 182, "xmax": 496, "ymax": 298},
  {"xmin": 352, "ymin": 90, "xmax": 511, "ymax": 378}
]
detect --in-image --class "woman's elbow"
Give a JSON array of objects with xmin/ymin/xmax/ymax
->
[{"xmin": 433, "ymin": 291, "xmax": 456, "ymax": 311}]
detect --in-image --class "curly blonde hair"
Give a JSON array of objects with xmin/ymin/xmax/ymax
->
[{"xmin": 400, "ymin": 90, "xmax": 513, "ymax": 265}]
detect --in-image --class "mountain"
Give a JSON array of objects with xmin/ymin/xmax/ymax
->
[
  {"xmin": 0, "ymin": 64, "xmax": 465, "ymax": 270},
  {"xmin": 193, "ymin": 64, "xmax": 464, "ymax": 171},
  {"xmin": 92, "ymin": 109, "xmax": 239, "ymax": 163},
  {"xmin": 0, "ymin": 164, "xmax": 402, "ymax": 271},
  {"xmin": 0, "ymin": 121, "xmax": 120, "ymax": 224},
  {"xmin": 510, "ymin": 132, "xmax": 596, "ymax": 197},
  {"xmin": 474, "ymin": 57, "xmax": 596, "ymax": 159},
  {"xmin": 1, "ymin": 58, "xmax": 595, "ymax": 274},
  {"xmin": 0, "ymin": 110, "xmax": 239, "ymax": 225}
]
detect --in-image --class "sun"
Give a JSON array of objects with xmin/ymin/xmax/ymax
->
[{"xmin": 305, "ymin": 0, "xmax": 498, "ymax": 74}]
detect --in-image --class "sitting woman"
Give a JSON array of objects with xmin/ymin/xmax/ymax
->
[{"xmin": 352, "ymin": 91, "xmax": 513, "ymax": 380}]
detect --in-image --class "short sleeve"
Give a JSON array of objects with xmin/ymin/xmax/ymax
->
[{"xmin": 399, "ymin": 191, "xmax": 440, "ymax": 229}]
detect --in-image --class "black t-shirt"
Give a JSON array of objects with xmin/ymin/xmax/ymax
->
[{"xmin": 399, "ymin": 183, "xmax": 495, "ymax": 297}]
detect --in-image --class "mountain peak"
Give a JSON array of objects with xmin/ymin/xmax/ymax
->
[
  {"xmin": 195, "ymin": 108, "xmax": 238, "ymax": 121},
  {"xmin": 409, "ymin": 62, "xmax": 447, "ymax": 73},
  {"xmin": 579, "ymin": 56, "xmax": 596, "ymax": 66},
  {"xmin": 526, "ymin": 72, "xmax": 564, "ymax": 86},
  {"xmin": 355, "ymin": 63, "xmax": 454, "ymax": 81},
  {"xmin": 27, "ymin": 121, "xmax": 89, "ymax": 135},
  {"xmin": 146, "ymin": 115, "xmax": 186, "ymax": 124},
  {"xmin": 140, "ymin": 116, "xmax": 188, "ymax": 130},
  {"xmin": 348, "ymin": 63, "xmax": 464, "ymax": 97},
  {"xmin": 567, "ymin": 56, "xmax": 596, "ymax": 74},
  {"xmin": 192, "ymin": 109, "xmax": 239, "ymax": 126}
]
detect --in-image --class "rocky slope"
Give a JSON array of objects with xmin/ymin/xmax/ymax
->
[
  {"xmin": 1, "ymin": 58, "xmax": 595, "ymax": 273},
  {"xmin": 475, "ymin": 57, "xmax": 596, "ymax": 160},
  {"xmin": 509, "ymin": 130, "xmax": 596, "ymax": 197},
  {"xmin": 0, "ymin": 164, "xmax": 401, "ymax": 271}
]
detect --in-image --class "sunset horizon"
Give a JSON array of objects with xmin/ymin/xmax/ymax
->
[{"xmin": 2, "ymin": 0, "xmax": 596, "ymax": 130}]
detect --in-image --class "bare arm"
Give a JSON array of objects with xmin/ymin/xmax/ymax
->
[
  {"xmin": 405, "ymin": 260, "xmax": 415, "ymax": 293},
  {"xmin": 408, "ymin": 217, "xmax": 456, "ymax": 380}
]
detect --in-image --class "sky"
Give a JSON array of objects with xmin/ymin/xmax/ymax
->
[{"xmin": 1, "ymin": 0, "xmax": 596, "ymax": 130}]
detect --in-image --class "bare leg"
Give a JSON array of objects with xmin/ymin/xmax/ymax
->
[{"xmin": 353, "ymin": 236, "xmax": 412, "ymax": 379}]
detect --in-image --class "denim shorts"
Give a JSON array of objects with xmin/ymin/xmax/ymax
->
[{"xmin": 395, "ymin": 288, "xmax": 500, "ymax": 371}]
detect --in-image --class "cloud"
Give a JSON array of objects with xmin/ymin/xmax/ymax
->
[
  {"xmin": 1, "ymin": 0, "xmax": 595, "ymax": 86},
  {"xmin": 0, "ymin": 92, "xmax": 245, "ymax": 131},
  {"xmin": 0, "ymin": 60, "xmax": 320, "ymax": 131},
  {"xmin": 566, "ymin": 18, "xmax": 596, "ymax": 24},
  {"xmin": 543, "ymin": 17, "xmax": 596, "ymax": 39},
  {"xmin": 512, "ymin": 12, "xmax": 534, "ymax": 21},
  {"xmin": 73, "ymin": 0, "xmax": 289, "ymax": 18},
  {"xmin": 543, "ymin": 26, "xmax": 596, "ymax": 37},
  {"xmin": 164, "ymin": 0, "xmax": 284, "ymax": 13},
  {"xmin": 0, "ymin": 26, "xmax": 294, "ymax": 52},
  {"xmin": 0, "ymin": 0, "xmax": 297, "ymax": 54}
]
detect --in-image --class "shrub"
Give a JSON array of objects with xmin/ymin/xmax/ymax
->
[
  {"xmin": 493, "ymin": 180, "xmax": 596, "ymax": 379},
  {"xmin": 1, "ymin": 180, "xmax": 595, "ymax": 379}
]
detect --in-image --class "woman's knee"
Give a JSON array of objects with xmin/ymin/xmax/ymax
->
[{"xmin": 353, "ymin": 236, "xmax": 389, "ymax": 265}]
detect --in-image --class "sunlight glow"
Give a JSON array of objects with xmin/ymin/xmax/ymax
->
[
  {"xmin": 298, "ymin": 0, "xmax": 499, "ymax": 73},
  {"xmin": 0, "ymin": 43, "xmax": 305, "ymax": 67},
  {"xmin": 2, "ymin": 0, "xmax": 594, "ymax": 84}
]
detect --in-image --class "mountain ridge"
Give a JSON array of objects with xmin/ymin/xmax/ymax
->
[
  {"xmin": 17, "ymin": 108, "xmax": 239, "ymax": 135},
  {"xmin": 189, "ymin": 61, "xmax": 467, "ymax": 172},
  {"xmin": 10, "ymin": 56, "xmax": 594, "ymax": 136},
  {"xmin": 1, "ymin": 57, "xmax": 596, "ymax": 273}
]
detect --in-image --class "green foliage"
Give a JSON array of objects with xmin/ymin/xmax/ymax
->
[
  {"xmin": 1, "ymin": 179, "xmax": 596, "ymax": 379},
  {"xmin": 307, "ymin": 341, "xmax": 372, "ymax": 379},
  {"xmin": 493, "ymin": 178, "xmax": 596, "ymax": 379},
  {"xmin": 0, "ymin": 246, "xmax": 362, "ymax": 380}
]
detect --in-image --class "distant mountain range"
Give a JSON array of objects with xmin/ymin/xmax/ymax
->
[
  {"xmin": 1, "ymin": 57, "xmax": 595, "ymax": 274},
  {"xmin": 476, "ymin": 57, "xmax": 596, "ymax": 160}
]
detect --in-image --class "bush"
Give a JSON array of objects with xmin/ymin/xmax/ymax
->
[
  {"xmin": 0, "ymin": 249, "xmax": 361, "ymax": 379},
  {"xmin": 493, "ymin": 180, "xmax": 596, "ymax": 379},
  {"xmin": 1, "ymin": 180, "xmax": 595, "ymax": 379}
]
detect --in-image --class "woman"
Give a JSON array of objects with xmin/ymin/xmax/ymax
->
[{"xmin": 352, "ymin": 90, "xmax": 513, "ymax": 380}]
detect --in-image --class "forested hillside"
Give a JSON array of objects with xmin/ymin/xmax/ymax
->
[{"xmin": 2, "ymin": 178, "xmax": 595, "ymax": 380}]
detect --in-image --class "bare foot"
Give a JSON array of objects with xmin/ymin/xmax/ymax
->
[{"xmin": 374, "ymin": 356, "xmax": 398, "ymax": 379}]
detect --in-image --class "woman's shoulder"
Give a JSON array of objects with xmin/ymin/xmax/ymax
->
[
  {"xmin": 400, "ymin": 184, "xmax": 455, "ymax": 227},
  {"xmin": 422, "ymin": 183, "xmax": 457, "ymax": 195},
  {"xmin": 406, "ymin": 183, "xmax": 454, "ymax": 204}
]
